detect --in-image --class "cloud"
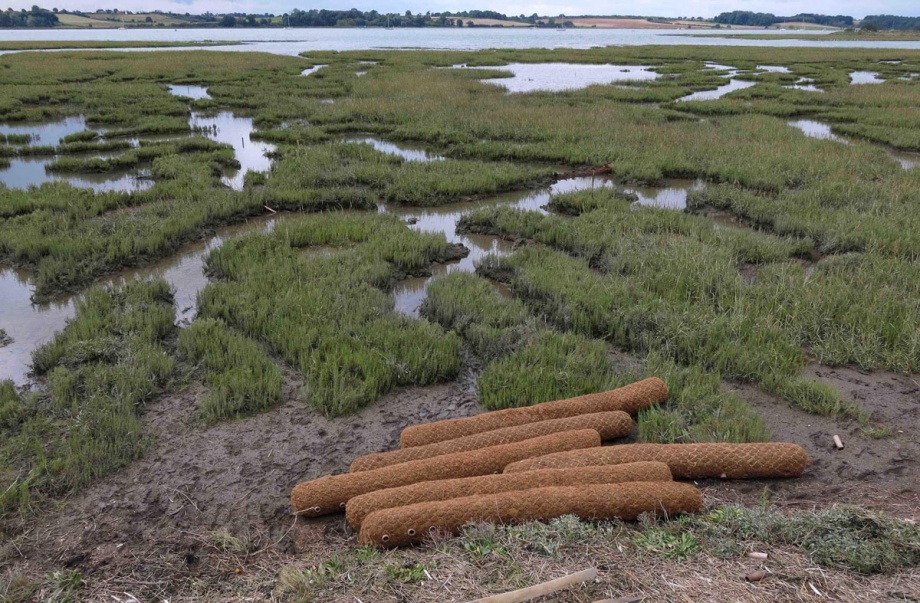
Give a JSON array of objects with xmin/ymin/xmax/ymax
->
[{"xmin": 4, "ymin": 0, "xmax": 919, "ymax": 19}]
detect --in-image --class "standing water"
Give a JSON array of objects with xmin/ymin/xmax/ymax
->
[
  {"xmin": 190, "ymin": 112, "xmax": 275, "ymax": 190},
  {"xmin": 388, "ymin": 177, "xmax": 617, "ymax": 316},
  {"xmin": 460, "ymin": 63, "xmax": 660, "ymax": 93},
  {"xmin": 627, "ymin": 179, "xmax": 705, "ymax": 210},
  {"xmin": 677, "ymin": 79, "xmax": 756, "ymax": 102},
  {"xmin": 0, "ymin": 116, "xmax": 87, "ymax": 146},
  {"xmin": 167, "ymin": 85, "xmax": 212, "ymax": 100},
  {"xmin": 850, "ymin": 71, "xmax": 885, "ymax": 84},
  {"xmin": 0, "ymin": 157, "xmax": 153, "ymax": 192},
  {"xmin": 0, "ymin": 214, "xmax": 288, "ymax": 384},
  {"xmin": 343, "ymin": 136, "xmax": 445, "ymax": 162}
]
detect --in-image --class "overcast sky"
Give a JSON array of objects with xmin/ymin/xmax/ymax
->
[{"xmin": 6, "ymin": 1, "xmax": 919, "ymax": 19}]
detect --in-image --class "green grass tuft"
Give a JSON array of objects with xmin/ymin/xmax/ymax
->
[
  {"xmin": 197, "ymin": 213, "xmax": 462, "ymax": 416},
  {"xmin": 1, "ymin": 279, "xmax": 175, "ymax": 520},
  {"xmin": 179, "ymin": 318, "xmax": 284, "ymax": 423}
]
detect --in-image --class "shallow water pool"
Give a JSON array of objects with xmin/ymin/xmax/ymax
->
[{"xmin": 462, "ymin": 63, "xmax": 660, "ymax": 93}]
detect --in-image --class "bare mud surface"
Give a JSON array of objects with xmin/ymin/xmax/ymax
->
[
  {"xmin": 3, "ymin": 354, "xmax": 917, "ymax": 599},
  {"xmin": 1, "ymin": 368, "xmax": 481, "ymax": 590},
  {"xmin": 713, "ymin": 365, "xmax": 919, "ymax": 513}
]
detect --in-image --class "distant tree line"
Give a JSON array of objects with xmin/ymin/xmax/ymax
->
[
  {"xmin": 7, "ymin": 5, "xmax": 918, "ymax": 31},
  {"xmin": 0, "ymin": 5, "xmax": 59, "ymax": 27},
  {"xmin": 282, "ymin": 8, "xmax": 532, "ymax": 28},
  {"xmin": 713, "ymin": 12, "xmax": 854, "ymax": 28},
  {"xmin": 860, "ymin": 15, "xmax": 920, "ymax": 30}
]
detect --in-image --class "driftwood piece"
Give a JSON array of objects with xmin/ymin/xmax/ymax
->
[{"xmin": 465, "ymin": 568, "xmax": 597, "ymax": 603}]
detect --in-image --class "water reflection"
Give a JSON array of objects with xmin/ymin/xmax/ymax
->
[
  {"xmin": 850, "ymin": 71, "xmax": 884, "ymax": 84},
  {"xmin": 0, "ymin": 267, "xmax": 75, "ymax": 386},
  {"xmin": 461, "ymin": 63, "xmax": 660, "ymax": 93},
  {"xmin": 0, "ymin": 116, "xmax": 87, "ymax": 146},
  {"xmin": 788, "ymin": 120, "xmax": 847, "ymax": 143},
  {"xmin": 0, "ymin": 214, "xmax": 287, "ymax": 384},
  {"xmin": 788, "ymin": 119, "xmax": 917, "ymax": 169},
  {"xmin": 167, "ymin": 84, "xmax": 211, "ymax": 100},
  {"xmin": 757, "ymin": 65, "xmax": 790, "ymax": 73},
  {"xmin": 388, "ymin": 176, "xmax": 614, "ymax": 316},
  {"xmin": 0, "ymin": 157, "xmax": 153, "ymax": 192},
  {"xmin": 627, "ymin": 179, "xmax": 705, "ymax": 210},
  {"xmin": 343, "ymin": 136, "xmax": 444, "ymax": 162},
  {"xmin": 300, "ymin": 64, "xmax": 327, "ymax": 77},
  {"xmin": 677, "ymin": 79, "xmax": 756, "ymax": 101},
  {"xmin": 190, "ymin": 112, "xmax": 275, "ymax": 190},
  {"xmin": 784, "ymin": 77, "xmax": 823, "ymax": 92}
]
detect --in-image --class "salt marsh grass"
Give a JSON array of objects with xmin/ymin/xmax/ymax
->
[
  {"xmin": 1, "ymin": 43, "xmax": 918, "ymax": 505},
  {"xmin": 198, "ymin": 213, "xmax": 462, "ymax": 416},
  {"xmin": 179, "ymin": 318, "xmax": 283, "ymax": 423},
  {"xmin": 0, "ymin": 279, "xmax": 175, "ymax": 519},
  {"xmin": 459, "ymin": 188, "xmax": 902, "ymax": 417},
  {"xmin": 421, "ymin": 271, "xmax": 768, "ymax": 441}
]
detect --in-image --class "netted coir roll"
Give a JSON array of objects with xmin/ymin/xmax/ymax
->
[
  {"xmin": 346, "ymin": 461, "xmax": 672, "ymax": 529},
  {"xmin": 505, "ymin": 442, "xmax": 809, "ymax": 479},
  {"xmin": 358, "ymin": 481, "xmax": 702, "ymax": 547},
  {"xmin": 351, "ymin": 411, "xmax": 634, "ymax": 473},
  {"xmin": 400, "ymin": 378, "xmax": 667, "ymax": 448},
  {"xmin": 291, "ymin": 429, "xmax": 601, "ymax": 517}
]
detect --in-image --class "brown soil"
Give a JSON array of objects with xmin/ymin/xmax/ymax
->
[
  {"xmin": 2, "ymin": 359, "xmax": 916, "ymax": 600},
  {"xmin": 710, "ymin": 365, "xmax": 920, "ymax": 513},
  {"xmin": 1, "ymin": 370, "xmax": 481, "ymax": 596},
  {"xmin": 464, "ymin": 18, "xmax": 530, "ymax": 27}
]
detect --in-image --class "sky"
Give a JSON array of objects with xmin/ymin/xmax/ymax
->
[{"xmin": 6, "ymin": 0, "xmax": 919, "ymax": 19}]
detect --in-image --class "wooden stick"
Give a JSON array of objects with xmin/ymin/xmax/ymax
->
[
  {"xmin": 467, "ymin": 568, "xmax": 597, "ymax": 603},
  {"xmin": 833, "ymin": 435, "xmax": 844, "ymax": 450}
]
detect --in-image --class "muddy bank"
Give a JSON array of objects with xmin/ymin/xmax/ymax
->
[
  {"xmin": 4, "ymin": 350, "xmax": 917, "ymax": 600},
  {"xmin": 0, "ymin": 369, "xmax": 480, "ymax": 570},
  {"xmin": 715, "ymin": 365, "xmax": 919, "ymax": 511}
]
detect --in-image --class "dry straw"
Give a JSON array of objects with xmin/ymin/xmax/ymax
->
[
  {"xmin": 400, "ymin": 377, "xmax": 667, "ymax": 448},
  {"xmin": 358, "ymin": 481, "xmax": 703, "ymax": 547},
  {"xmin": 505, "ymin": 442, "xmax": 809, "ymax": 479},
  {"xmin": 291, "ymin": 429, "xmax": 601, "ymax": 517},
  {"xmin": 346, "ymin": 460, "xmax": 672, "ymax": 529},
  {"xmin": 350, "ymin": 411, "xmax": 634, "ymax": 472}
]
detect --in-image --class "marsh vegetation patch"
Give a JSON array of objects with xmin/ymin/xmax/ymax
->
[{"xmin": 1, "ymin": 45, "xmax": 920, "ymax": 599}]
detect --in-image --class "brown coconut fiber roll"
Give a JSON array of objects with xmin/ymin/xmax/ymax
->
[
  {"xmin": 399, "ymin": 377, "xmax": 667, "ymax": 448},
  {"xmin": 350, "ymin": 411, "xmax": 634, "ymax": 473},
  {"xmin": 291, "ymin": 429, "xmax": 601, "ymax": 517},
  {"xmin": 346, "ymin": 461, "xmax": 672, "ymax": 529},
  {"xmin": 505, "ymin": 442, "xmax": 809, "ymax": 479},
  {"xmin": 358, "ymin": 481, "xmax": 702, "ymax": 547}
]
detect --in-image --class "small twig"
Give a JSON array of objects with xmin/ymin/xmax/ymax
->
[
  {"xmin": 248, "ymin": 515, "xmax": 298, "ymax": 558},
  {"xmin": 467, "ymin": 568, "xmax": 597, "ymax": 603}
]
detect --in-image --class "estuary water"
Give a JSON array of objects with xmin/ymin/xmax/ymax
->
[{"xmin": 2, "ymin": 28, "xmax": 920, "ymax": 55}]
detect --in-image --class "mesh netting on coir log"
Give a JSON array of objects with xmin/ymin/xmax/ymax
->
[
  {"xmin": 358, "ymin": 481, "xmax": 702, "ymax": 547},
  {"xmin": 350, "ymin": 411, "xmax": 634, "ymax": 473},
  {"xmin": 346, "ymin": 461, "xmax": 672, "ymax": 529},
  {"xmin": 399, "ymin": 377, "xmax": 667, "ymax": 448},
  {"xmin": 291, "ymin": 429, "xmax": 601, "ymax": 517},
  {"xmin": 504, "ymin": 442, "xmax": 808, "ymax": 479}
]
